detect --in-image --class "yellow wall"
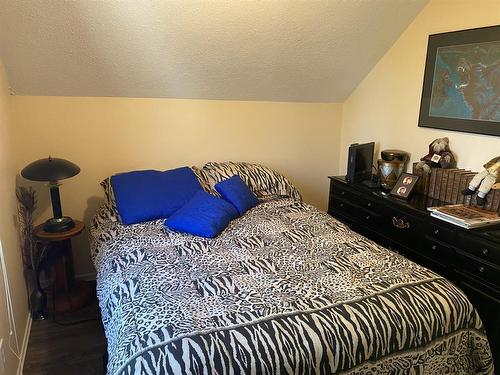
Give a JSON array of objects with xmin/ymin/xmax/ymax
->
[
  {"xmin": 0, "ymin": 59, "xmax": 28, "ymax": 374},
  {"xmin": 11, "ymin": 97, "xmax": 342, "ymax": 275},
  {"xmin": 340, "ymin": 0, "xmax": 500, "ymax": 173},
  {"xmin": 5, "ymin": 0, "xmax": 499, "ymax": 296}
]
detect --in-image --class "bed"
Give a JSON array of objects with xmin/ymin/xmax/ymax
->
[{"xmin": 91, "ymin": 163, "xmax": 493, "ymax": 375}]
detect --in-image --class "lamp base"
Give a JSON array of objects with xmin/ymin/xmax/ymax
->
[{"xmin": 43, "ymin": 217, "xmax": 75, "ymax": 233}]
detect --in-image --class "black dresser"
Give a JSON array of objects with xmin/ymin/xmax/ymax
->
[{"xmin": 328, "ymin": 176, "xmax": 500, "ymax": 367}]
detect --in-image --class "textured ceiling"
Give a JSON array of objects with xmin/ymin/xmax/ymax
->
[{"xmin": 0, "ymin": 0, "xmax": 427, "ymax": 102}]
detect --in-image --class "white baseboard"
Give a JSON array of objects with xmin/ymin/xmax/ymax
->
[
  {"xmin": 16, "ymin": 313, "xmax": 32, "ymax": 375},
  {"xmin": 75, "ymin": 272, "xmax": 97, "ymax": 281}
]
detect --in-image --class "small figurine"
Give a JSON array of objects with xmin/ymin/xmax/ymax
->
[
  {"xmin": 415, "ymin": 137, "xmax": 456, "ymax": 174},
  {"xmin": 462, "ymin": 156, "xmax": 500, "ymax": 206}
]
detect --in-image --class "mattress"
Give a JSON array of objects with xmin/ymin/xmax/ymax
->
[{"xmin": 90, "ymin": 197, "xmax": 493, "ymax": 374}]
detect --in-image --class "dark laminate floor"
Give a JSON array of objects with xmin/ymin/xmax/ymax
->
[{"xmin": 23, "ymin": 297, "xmax": 107, "ymax": 375}]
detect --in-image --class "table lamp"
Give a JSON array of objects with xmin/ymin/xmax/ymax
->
[{"xmin": 21, "ymin": 156, "xmax": 80, "ymax": 233}]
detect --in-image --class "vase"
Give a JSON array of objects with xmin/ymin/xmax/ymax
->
[{"xmin": 28, "ymin": 268, "xmax": 47, "ymax": 320}]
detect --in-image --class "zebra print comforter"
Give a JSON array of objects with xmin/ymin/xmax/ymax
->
[{"xmin": 91, "ymin": 198, "xmax": 493, "ymax": 375}]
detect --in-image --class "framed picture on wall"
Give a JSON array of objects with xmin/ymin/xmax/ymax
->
[{"xmin": 418, "ymin": 25, "xmax": 500, "ymax": 137}]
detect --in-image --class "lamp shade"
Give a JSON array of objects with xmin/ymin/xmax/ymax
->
[{"xmin": 21, "ymin": 156, "xmax": 80, "ymax": 182}]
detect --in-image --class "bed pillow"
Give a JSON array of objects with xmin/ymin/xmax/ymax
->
[
  {"xmin": 202, "ymin": 161, "xmax": 302, "ymax": 201},
  {"xmin": 165, "ymin": 190, "xmax": 239, "ymax": 238},
  {"xmin": 98, "ymin": 178, "xmax": 121, "ymax": 222},
  {"xmin": 100, "ymin": 178, "xmax": 118, "ymax": 210},
  {"xmin": 215, "ymin": 175, "xmax": 260, "ymax": 215},
  {"xmin": 190, "ymin": 166, "xmax": 217, "ymax": 194},
  {"xmin": 111, "ymin": 167, "xmax": 203, "ymax": 225},
  {"xmin": 101, "ymin": 166, "xmax": 211, "ymax": 222}
]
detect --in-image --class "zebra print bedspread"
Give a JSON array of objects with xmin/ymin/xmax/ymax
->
[{"xmin": 90, "ymin": 198, "xmax": 493, "ymax": 375}]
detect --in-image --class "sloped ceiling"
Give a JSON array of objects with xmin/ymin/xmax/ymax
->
[{"xmin": 0, "ymin": 0, "xmax": 427, "ymax": 102}]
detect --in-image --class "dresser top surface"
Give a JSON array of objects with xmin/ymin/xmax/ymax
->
[{"xmin": 329, "ymin": 175, "xmax": 500, "ymax": 244}]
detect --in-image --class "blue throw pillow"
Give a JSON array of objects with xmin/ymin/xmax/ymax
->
[
  {"xmin": 215, "ymin": 175, "xmax": 260, "ymax": 215},
  {"xmin": 165, "ymin": 191, "xmax": 239, "ymax": 238},
  {"xmin": 111, "ymin": 167, "xmax": 202, "ymax": 225}
]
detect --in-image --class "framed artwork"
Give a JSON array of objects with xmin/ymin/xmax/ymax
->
[
  {"xmin": 390, "ymin": 172, "xmax": 419, "ymax": 200},
  {"xmin": 418, "ymin": 25, "xmax": 500, "ymax": 136}
]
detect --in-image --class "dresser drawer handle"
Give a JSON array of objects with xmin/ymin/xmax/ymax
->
[
  {"xmin": 367, "ymin": 202, "xmax": 372, "ymax": 207},
  {"xmin": 431, "ymin": 245, "xmax": 437, "ymax": 251},
  {"xmin": 392, "ymin": 217, "xmax": 410, "ymax": 229},
  {"xmin": 340, "ymin": 191, "xmax": 345, "ymax": 196},
  {"xmin": 365, "ymin": 215, "xmax": 370, "ymax": 220},
  {"xmin": 339, "ymin": 203, "xmax": 344, "ymax": 208},
  {"xmin": 478, "ymin": 266, "xmax": 485, "ymax": 273},
  {"xmin": 434, "ymin": 229, "xmax": 439, "ymax": 235},
  {"xmin": 482, "ymin": 249, "xmax": 489, "ymax": 255}
]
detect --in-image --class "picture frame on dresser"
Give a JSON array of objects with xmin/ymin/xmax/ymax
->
[
  {"xmin": 418, "ymin": 25, "xmax": 500, "ymax": 136},
  {"xmin": 390, "ymin": 172, "xmax": 419, "ymax": 199}
]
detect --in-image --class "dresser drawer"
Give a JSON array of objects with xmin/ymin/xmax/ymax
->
[
  {"xmin": 459, "ymin": 235, "xmax": 500, "ymax": 265},
  {"xmin": 330, "ymin": 181, "xmax": 361, "ymax": 202},
  {"xmin": 455, "ymin": 250, "xmax": 500, "ymax": 288},
  {"xmin": 456, "ymin": 272, "xmax": 500, "ymax": 366},
  {"xmin": 359, "ymin": 196, "xmax": 383, "ymax": 212},
  {"xmin": 426, "ymin": 220, "xmax": 455, "ymax": 244},
  {"xmin": 328, "ymin": 197, "xmax": 359, "ymax": 220},
  {"xmin": 421, "ymin": 237, "xmax": 454, "ymax": 263},
  {"xmin": 384, "ymin": 208, "xmax": 425, "ymax": 247},
  {"xmin": 358, "ymin": 209, "xmax": 383, "ymax": 227}
]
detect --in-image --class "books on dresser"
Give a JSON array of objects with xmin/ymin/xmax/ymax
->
[
  {"xmin": 412, "ymin": 162, "xmax": 500, "ymax": 213},
  {"xmin": 428, "ymin": 204, "xmax": 500, "ymax": 229}
]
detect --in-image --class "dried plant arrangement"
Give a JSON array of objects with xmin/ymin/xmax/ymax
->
[
  {"xmin": 16, "ymin": 186, "xmax": 47, "ymax": 319},
  {"xmin": 16, "ymin": 186, "xmax": 37, "ymax": 269}
]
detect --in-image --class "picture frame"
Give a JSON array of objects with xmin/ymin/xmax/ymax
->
[
  {"xmin": 390, "ymin": 172, "xmax": 420, "ymax": 200},
  {"xmin": 418, "ymin": 25, "xmax": 500, "ymax": 137}
]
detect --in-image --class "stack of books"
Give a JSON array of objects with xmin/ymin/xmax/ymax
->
[
  {"xmin": 412, "ymin": 163, "xmax": 500, "ymax": 213},
  {"xmin": 428, "ymin": 204, "xmax": 500, "ymax": 229}
]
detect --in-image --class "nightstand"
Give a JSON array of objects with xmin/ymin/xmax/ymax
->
[{"xmin": 34, "ymin": 220, "xmax": 93, "ymax": 313}]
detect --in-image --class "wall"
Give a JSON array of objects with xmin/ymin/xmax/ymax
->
[
  {"xmin": 0, "ymin": 58, "xmax": 29, "ymax": 374},
  {"xmin": 10, "ymin": 0, "xmax": 498, "ymax": 287},
  {"xmin": 340, "ymin": 0, "xmax": 500, "ymax": 173},
  {"xmin": 10, "ymin": 97, "xmax": 342, "ymax": 276}
]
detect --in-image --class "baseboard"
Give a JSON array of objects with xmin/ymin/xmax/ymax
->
[
  {"xmin": 16, "ymin": 313, "xmax": 32, "ymax": 375},
  {"xmin": 75, "ymin": 272, "xmax": 97, "ymax": 281}
]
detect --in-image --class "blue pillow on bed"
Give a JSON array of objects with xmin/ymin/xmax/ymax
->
[
  {"xmin": 215, "ymin": 175, "xmax": 260, "ymax": 215},
  {"xmin": 165, "ymin": 191, "xmax": 239, "ymax": 238},
  {"xmin": 111, "ymin": 167, "xmax": 202, "ymax": 225}
]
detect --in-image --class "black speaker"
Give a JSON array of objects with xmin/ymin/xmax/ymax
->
[{"xmin": 346, "ymin": 142, "xmax": 375, "ymax": 183}]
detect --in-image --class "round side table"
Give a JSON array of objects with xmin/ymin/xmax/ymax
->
[{"xmin": 34, "ymin": 220, "xmax": 92, "ymax": 313}]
